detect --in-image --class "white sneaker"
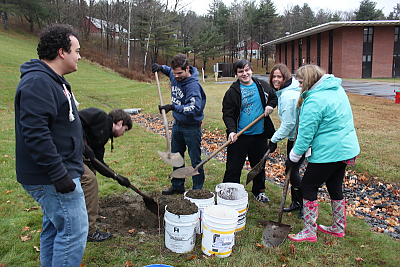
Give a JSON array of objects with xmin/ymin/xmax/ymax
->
[{"xmin": 255, "ymin": 192, "xmax": 270, "ymax": 203}]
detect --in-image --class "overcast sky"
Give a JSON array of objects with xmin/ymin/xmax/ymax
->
[{"xmin": 181, "ymin": 0, "xmax": 397, "ymax": 17}]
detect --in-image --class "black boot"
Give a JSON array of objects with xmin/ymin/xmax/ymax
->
[
  {"xmin": 283, "ymin": 187, "xmax": 301, "ymax": 212},
  {"xmin": 87, "ymin": 229, "xmax": 112, "ymax": 242},
  {"xmin": 293, "ymin": 187, "xmax": 304, "ymax": 219}
]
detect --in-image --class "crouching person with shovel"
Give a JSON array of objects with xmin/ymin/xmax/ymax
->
[
  {"xmin": 287, "ymin": 65, "xmax": 360, "ymax": 243},
  {"xmin": 79, "ymin": 108, "xmax": 132, "ymax": 242},
  {"xmin": 222, "ymin": 59, "xmax": 277, "ymax": 203},
  {"xmin": 152, "ymin": 54, "xmax": 206, "ymax": 195},
  {"xmin": 268, "ymin": 64, "xmax": 305, "ymax": 218}
]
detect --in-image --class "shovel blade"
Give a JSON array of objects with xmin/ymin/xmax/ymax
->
[
  {"xmin": 246, "ymin": 158, "xmax": 267, "ymax": 185},
  {"xmin": 143, "ymin": 197, "xmax": 160, "ymax": 215},
  {"xmin": 170, "ymin": 166, "xmax": 199, "ymax": 178},
  {"xmin": 262, "ymin": 220, "xmax": 292, "ymax": 248},
  {"xmin": 157, "ymin": 151, "xmax": 184, "ymax": 167}
]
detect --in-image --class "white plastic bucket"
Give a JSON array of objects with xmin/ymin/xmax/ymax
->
[
  {"xmin": 215, "ymin": 183, "xmax": 249, "ymax": 232},
  {"xmin": 201, "ymin": 205, "xmax": 239, "ymax": 258},
  {"xmin": 164, "ymin": 206, "xmax": 198, "ymax": 254},
  {"xmin": 184, "ymin": 191, "xmax": 215, "ymax": 234}
]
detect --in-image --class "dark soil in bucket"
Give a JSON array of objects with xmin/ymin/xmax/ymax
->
[
  {"xmin": 96, "ymin": 193, "xmax": 198, "ymax": 237},
  {"xmin": 185, "ymin": 189, "xmax": 214, "ymax": 199},
  {"xmin": 166, "ymin": 197, "xmax": 198, "ymax": 215}
]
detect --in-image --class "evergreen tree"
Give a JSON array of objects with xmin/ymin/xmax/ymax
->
[{"xmin": 355, "ymin": 0, "xmax": 385, "ymax": 20}]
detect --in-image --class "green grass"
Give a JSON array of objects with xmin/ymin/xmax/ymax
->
[{"xmin": 1, "ymin": 26, "xmax": 400, "ymax": 267}]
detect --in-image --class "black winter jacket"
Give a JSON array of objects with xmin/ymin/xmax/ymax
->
[
  {"xmin": 222, "ymin": 77, "xmax": 277, "ymax": 139},
  {"xmin": 79, "ymin": 107, "xmax": 113, "ymax": 166}
]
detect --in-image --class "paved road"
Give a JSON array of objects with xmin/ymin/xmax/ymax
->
[{"xmin": 251, "ymin": 74, "xmax": 399, "ymax": 100}]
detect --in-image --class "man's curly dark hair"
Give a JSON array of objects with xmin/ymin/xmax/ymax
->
[
  {"xmin": 108, "ymin": 109, "xmax": 133, "ymax": 130},
  {"xmin": 37, "ymin": 24, "xmax": 78, "ymax": 61},
  {"xmin": 171, "ymin": 54, "xmax": 189, "ymax": 70}
]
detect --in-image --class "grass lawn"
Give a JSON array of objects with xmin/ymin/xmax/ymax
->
[{"xmin": 1, "ymin": 26, "xmax": 400, "ymax": 267}]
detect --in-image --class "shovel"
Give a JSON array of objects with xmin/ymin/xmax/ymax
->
[
  {"xmin": 155, "ymin": 72, "xmax": 184, "ymax": 167},
  {"xmin": 246, "ymin": 149, "xmax": 270, "ymax": 185},
  {"xmin": 170, "ymin": 113, "xmax": 265, "ymax": 178},
  {"xmin": 262, "ymin": 170, "xmax": 292, "ymax": 247},
  {"xmin": 91, "ymin": 157, "xmax": 159, "ymax": 215}
]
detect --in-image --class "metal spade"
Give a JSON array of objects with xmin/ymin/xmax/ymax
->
[
  {"xmin": 246, "ymin": 149, "xmax": 270, "ymax": 185},
  {"xmin": 170, "ymin": 113, "xmax": 266, "ymax": 178},
  {"xmin": 155, "ymin": 72, "xmax": 184, "ymax": 167},
  {"xmin": 262, "ymin": 170, "xmax": 292, "ymax": 247}
]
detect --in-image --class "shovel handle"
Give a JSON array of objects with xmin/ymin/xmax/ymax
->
[
  {"xmin": 155, "ymin": 72, "xmax": 172, "ymax": 155},
  {"xmin": 192, "ymin": 113, "xmax": 265, "ymax": 173},
  {"xmin": 278, "ymin": 169, "xmax": 291, "ymax": 224}
]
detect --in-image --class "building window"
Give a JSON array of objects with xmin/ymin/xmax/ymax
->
[
  {"xmin": 306, "ymin": 36, "xmax": 311, "ymax": 64},
  {"xmin": 285, "ymin": 42, "xmax": 287, "ymax": 66},
  {"xmin": 292, "ymin": 40, "xmax": 295, "ymax": 73},
  {"xmin": 317, "ymin": 33, "xmax": 321, "ymax": 66},
  {"xmin": 329, "ymin": 30, "xmax": 333, "ymax": 74},
  {"xmin": 364, "ymin": 27, "xmax": 374, "ymax": 43},
  {"xmin": 298, "ymin": 38, "xmax": 303, "ymax": 67},
  {"xmin": 362, "ymin": 26, "xmax": 374, "ymax": 78},
  {"xmin": 395, "ymin": 26, "xmax": 399, "ymax": 43}
]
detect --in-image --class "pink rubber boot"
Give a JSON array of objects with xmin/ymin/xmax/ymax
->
[
  {"xmin": 288, "ymin": 199, "xmax": 319, "ymax": 243},
  {"xmin": 318, "ymin": 199, "xmax": 346, "ymax": 237}
]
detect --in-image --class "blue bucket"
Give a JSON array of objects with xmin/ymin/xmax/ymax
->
[{"xmin": 143, "ymin": 265, "xmax": 173, "ymax": 267}]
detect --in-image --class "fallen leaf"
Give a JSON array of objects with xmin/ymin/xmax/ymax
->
[
  {"xmin": 6, "ymin": 190, "xmax": 12, "ymax": 194},
  {"xmin": 361, "ymin": 245, "xmax": 365, "ymax": 248},
  {"xmin": 6, "ymin": 200, "xmax": 11, "ymax": 203},
  {"xmin": 256, "ymin": 243, "xmax": 264, "ymax": 248},
  {"xmin": 290, "ymin": 244, "xmax": 295, "ymax": 255},
  {"xmin": 282, "ymin": 255, "xmax": 285, "ymax": 262},
  {"xmin": 20, "ymin": 234, "xmax": 32, "ymax": 242},
  {"xmin": 22, "ymin": 226, "xmax": 29, "ymax": 231},
  {"xmin": 187, "ymin": 255, "xmax": 197, "ymax": 260},
  {"xmin": 326, "ymin": 241, "xmax": 334, "ymax": 246},
  {"xmin": 31, "ymin": 207, "xmax": 39, "ymax": 210},
  {"xmin": 125, "ymin": 260, "xmax": 131, "ymax": 267},
  {"xmin": 355, "ymin": 257, "xmax": 364, "ymax": 262},
  {"xmin": 33, "ymin": 246, "xmax": 40, "ymax": 252},
  {"xmin": 1, "ymin": 263, "xmax": 5, "ymax": 267},
  {"xmin": 128, "ymin": 228, "xmax": 136, "ymax": 234},
  {"xmin": 79, "ymin": 264, "xmax": 85, "ymax": 267}
]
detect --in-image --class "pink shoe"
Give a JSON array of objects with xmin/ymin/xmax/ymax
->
[
  {"xmin": 288, "ymin": 199, "xmax": 319, "ymax": 243},
  {"xmin": 318, "ymin": 199, "xmax": 346, "ymax": 237}
]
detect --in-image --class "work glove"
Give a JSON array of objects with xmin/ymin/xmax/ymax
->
[
  {"xmin": 158, "ymin": 104, "xmax": 175, "ymax": 114},
  {"xmin": 264, "ymin": 106, "xmax": 274, "ymax": 116},
  {"xmin": 285, "ymin": 158, "xmax": 295, "ymax": 174},
  {"xmin": 152, "ymin": 63, "xmax": 163, "ymax": 73},
  {"xmin": 53, "ymin": 173, "xmax": 76, "ymax": 194},
  {"xmin": 115, "ymin": 174, "xmax": 131, "ymax": 188},
  {"xmin": 267, "ymin": 141, "xmax": 277, "ymax": 153},
  {"xmin": 83, "ymin": 142, "xmax": 95, "ymax": 160}
]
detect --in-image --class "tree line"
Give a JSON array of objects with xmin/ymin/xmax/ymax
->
[{"xmin": 1, "ymin": 0, "xmax": 399, "ymax": 73}]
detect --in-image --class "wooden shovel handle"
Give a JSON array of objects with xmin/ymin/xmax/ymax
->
[
  {"xmin": 155, "ymin": 72, "xmax": 172, "ymax": 154},
  {"xmin": 278, "ymin": 169, "xmax": 291, "ymax": 224},
  {"xmin": 193, "ymin": 113, "xmax": 265, "ymax": 172}
]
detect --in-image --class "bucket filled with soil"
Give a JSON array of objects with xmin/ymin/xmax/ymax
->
[
  {"xmin": 215, "ymin": 183, "xmax": 249, "ymax": 231},
  {"xmin": 164, "ymin": 198, "xmax": 199, "ymax": 254},
  {"xmin": 184, "ymin": 189, "xmax": 215, "ymax": 234}
]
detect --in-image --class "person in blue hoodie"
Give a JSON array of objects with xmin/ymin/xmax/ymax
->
[
  {"xmin": 14, "ymin": 24, "xmax": 88, "ymax": 266},
  {"xmin": 287, "ymin": 64, "xmax": 360, "ymax": 243},
  {"xmin": 267, "ymin": 64, "xmax": 305, "ymax": 218},
  {"xmin": 152, "ymin": 54, "xmax": 206, "ymax": 195}
]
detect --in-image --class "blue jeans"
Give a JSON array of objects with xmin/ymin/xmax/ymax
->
[
  {"xmin": 22, "ymin": 177, "xmax": 88, "ymax": 267},
  {"xmin": 171, "ymin": 121, "xmax": 204, "ymax": 191}
]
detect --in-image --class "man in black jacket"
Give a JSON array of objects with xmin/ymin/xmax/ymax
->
[
  {"xmin": 222, "ymin": 59, "xmax": 277, "ymax": 203},
  {"xmin": 79, "ymin": 107, "xmax": 132, "ymax": 242}
]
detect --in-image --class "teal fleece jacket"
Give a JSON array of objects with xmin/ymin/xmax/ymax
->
[{"xmin": 293, "ymin": 74, "xmax": 360, "ymax": 163}]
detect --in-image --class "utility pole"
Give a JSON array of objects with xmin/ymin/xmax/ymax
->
[{"xmin": 127, "ymin": 0, "xmax": 131, "ymax": 69}]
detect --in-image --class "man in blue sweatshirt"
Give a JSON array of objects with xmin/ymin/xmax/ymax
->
[
  {"xmin": 14, "ymin": 24, "xmax": 88, "ymax": 267},
  {"xmin": 152, "ymin": 54, "xmax": 206, "ymax": 195}
]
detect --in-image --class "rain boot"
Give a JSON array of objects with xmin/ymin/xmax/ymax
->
[
  {"xmin": 288, "ymin": 199, "xmax": 318, "ymax": 243},
  {"xmin": 318, "ymin": 199, "xmax": 346, "ymax": 237},
  {"xmin": 283, "ymin": 187, "xmax": 301, "ymax": 212}
]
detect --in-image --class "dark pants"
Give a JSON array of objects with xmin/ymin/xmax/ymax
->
[
  {"xmin": 302, "ymin": 161, "xmax": 347, "ymax": 201},
  {"xmin": 223, "ymin": 132, "xmax": 267, "ymax": 196},
  {"xmin": 170, "ymin": 121, "xmax": 204, "ymax": 191},
  {"xmin": 286, "ymin": 140, "xmax": 304, "ymax": 188}
]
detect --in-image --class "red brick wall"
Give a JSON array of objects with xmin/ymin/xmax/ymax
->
[
  {"xmin": 332, "ymin": 28, "xmax": 343, "ymax": 77},
  {"xmin": 372, "ymin": 26, "xmax": 395, "ymax": 78},
  {"xmin": 287, "ymin": 41, "xmax": 293, "ymax": 72},
  {"xmin": 338, "ymin": 27, "xmax": 363, "ymax": 78},
  {"xmin": 309, "ymin": 35, "xmax": 317, "ymax": 65},
  {"xmin": 320, "ymin": 31, "xmax": 330, "ymax": 73}
]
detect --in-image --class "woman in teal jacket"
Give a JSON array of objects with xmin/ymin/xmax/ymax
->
[
  {"xmin": 267, "ymin": 64, "xmax": 304, "ymax": 218},
  {"xmin": 287, "ymin": 65, "xmax": 360, "ymax": 243}
]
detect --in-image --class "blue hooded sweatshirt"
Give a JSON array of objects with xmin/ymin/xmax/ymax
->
[
  {"xmin": 160, "ymin": 65, "xmax": 206, "ymax": 124},
  {"xmin": 15, "ymin": 59, "xmax": 84, "ymax": 185}
]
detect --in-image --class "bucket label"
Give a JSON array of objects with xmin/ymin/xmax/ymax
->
[{"xmin": 212, "ymin": 234, "xmax": 234, "ymax": 250}]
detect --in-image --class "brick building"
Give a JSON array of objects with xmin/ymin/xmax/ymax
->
[{"xmin": 261, "ymin": 20, "xmax": 400, "ymax": 78}]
